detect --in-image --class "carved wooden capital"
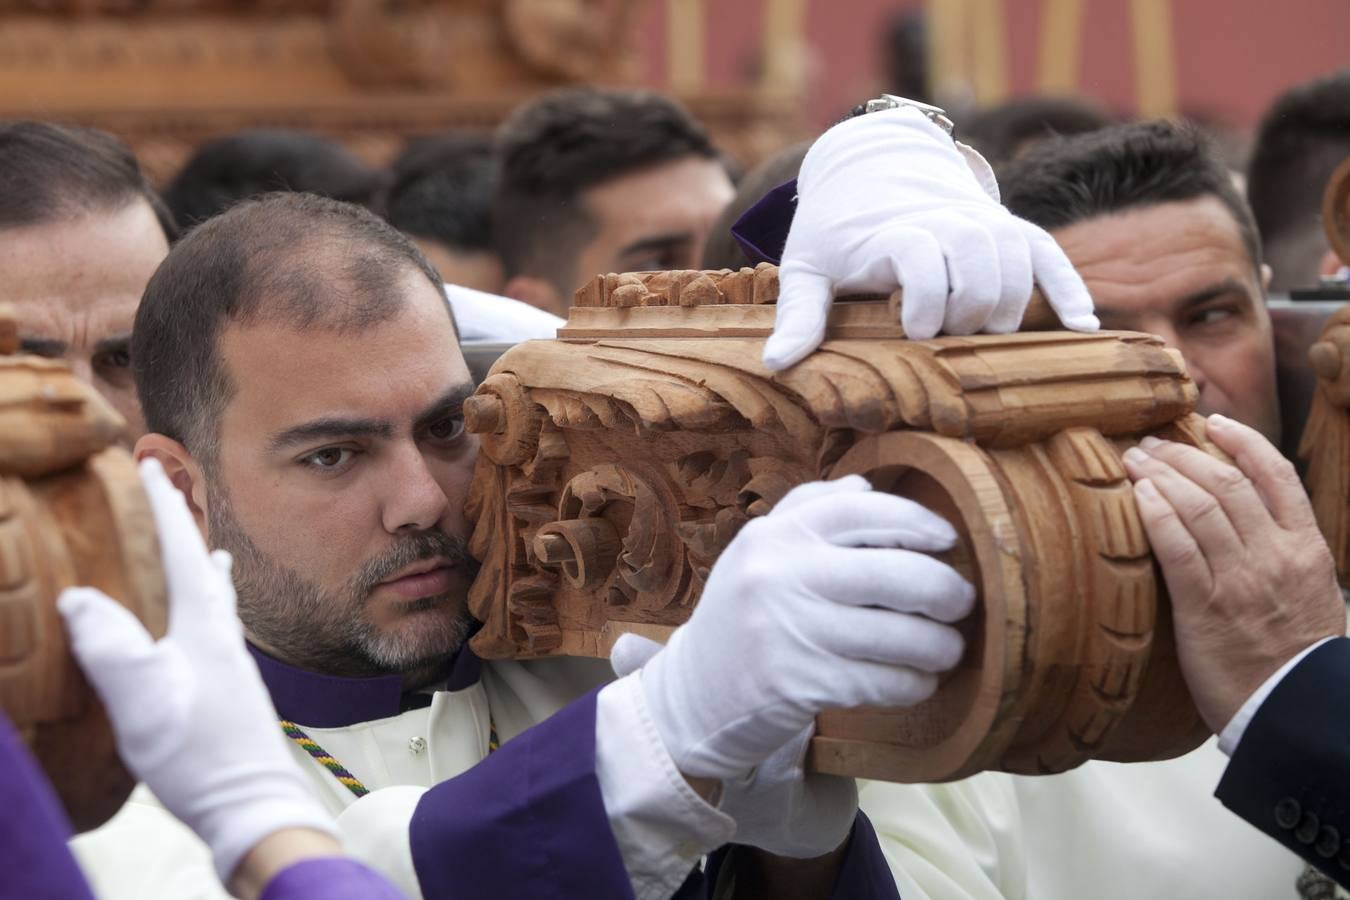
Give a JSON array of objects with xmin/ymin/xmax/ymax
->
[{"xmin": 466, "ymin": 264, "xmax": 1220, "ymax": 781}]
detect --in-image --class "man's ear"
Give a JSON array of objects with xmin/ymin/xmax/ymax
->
[
  {"xmin": 502, "ymin": 274, "xmax": 565, "ymax": 318},
  {"xmin": 1260, "ymin": 262, "xmax": 1273, "ymax": 293},
  {"xmin": 133, "ymin": 433, "xmax": 210, "ymax": 539},
  {"xmin": 1320, "ymin": 248, "xmax": 1346, "ymax": 278}
]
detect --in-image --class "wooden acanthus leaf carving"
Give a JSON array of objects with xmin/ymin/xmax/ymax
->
[
  {"xmin": 465, "ymin": 267, "xmax": 1218, "ymax": 782},
  {"xmin": 0, "ymin": 304, "xmax": 167, "ymax": 830},
  {"xmin": 1298, "ymin": 158, "xmax": 1350, "ymax": 585},
  {"xmin": 1301, "ymin": 304, "xmax": 1350, "ymax": 585}
]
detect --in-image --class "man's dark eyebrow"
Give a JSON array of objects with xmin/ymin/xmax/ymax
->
[
  {"xmin": 413, "ymin": 381, "xmax": 476, "ymax": 432},
  {"xmin": 618, "ymin": 232, "xmax": 691, "ymax": 259},
  {"xmin": 19, "ymin": 336, "xmax": 66, "ymax": 356},
  {"xmin": 268, "ymin": 417, "xmax": 394, "ymax": 452},
  {"xmin": 92, "ymin": 333, "xmax": 132, "ymax": 357},
  {"xmin": 1176, "ymin": 278, "xmax": 1252, "ymax": 311}
]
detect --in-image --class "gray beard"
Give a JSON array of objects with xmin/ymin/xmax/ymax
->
[{"xmin": 206, "ymin": 480, "xmax": 479, "ymax": 679}]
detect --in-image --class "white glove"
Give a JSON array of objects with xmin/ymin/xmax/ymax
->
[
  {"xmin": 612, "ymin": 635, "xmax": 858, "ymax": 859},
  {"xmin": 57, "ymin": 459, "xmax": 336, "ymax": 882},
  {"xmin": 617, "ymin": 475, "xmax": 974, "ymax": 781},
  {"xmin": 763, "ymin": 106, "xmax": 1098, "ymax": 370}
]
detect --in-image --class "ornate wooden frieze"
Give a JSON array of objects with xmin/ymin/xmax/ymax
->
[
  {"xmin": 464, "ymin": 264, "xmax": 1223, "ymax": 782},
  {"xmin": 0, "ymin": 306, "xmax": 166, "ymax": 830},
  {"xmin": 0, "ymin": 0, "xmax": 804, "ymax": 181}
]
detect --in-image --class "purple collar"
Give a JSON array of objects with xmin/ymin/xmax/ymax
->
[{"xmin": 249, "ymin": 642, "xmax": 483, "ymax": 728}]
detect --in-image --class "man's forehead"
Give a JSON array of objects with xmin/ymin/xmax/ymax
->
[
  {"xmin": 217, "ymin": 291, "xmax": 469, "ymax": 430},
  {"xmin": 1, "ymin": 201, "xmax": 167, "ymax": 324},
  {"xmin": 584, "ymin": 157, "xmax": 732, "ymax": 227},
  {"xmin": 1051, "ymin": 197, "xmax": 1257, "ymax": 315}
]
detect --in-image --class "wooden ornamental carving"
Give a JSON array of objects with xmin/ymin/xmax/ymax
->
[
  {"xmin": 0, "ymin": 0, "xmax": 805, "ymax": 181},
  {"xmin": 1300, "ymin": 157, "xmax": 1350, "ymax": 585},
  {"xmin": 465, "ymin": 265, "xmax": 1220, "ymax": 783},
  {"xmin": 0, "ymin": 306, "xmax": 167, "ymax": 830}
]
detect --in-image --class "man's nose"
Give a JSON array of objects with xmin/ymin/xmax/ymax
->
[
  {"xmin": 68, "ymin": 356, "xmax": 94, "ymax": 386},
  {"xmin": 381, "ymin": 444, "xmax": 450, "ymax": 533}
]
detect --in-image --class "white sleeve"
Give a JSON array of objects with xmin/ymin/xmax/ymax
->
[
  {"xmin": 335, "ymin": 786, "xmax": 427, "ymax": 899},
  {"xmin": 859, "ymin": 775, "xmax": 1027, "ymax": 900},
  {"xmin": 1217, "ymin": 637, "xmax": 1336, "ymax": 756},
  {"xmin": 594, "ymin": 672, "xmax": 736, "ymax": 900},
  {"xmin": 442, "ymin": 283, "xmax": 564, "ymax": 343},
  {"xmin": 69, "ymin": 786, "xmax": 232, "ymax": 900}
]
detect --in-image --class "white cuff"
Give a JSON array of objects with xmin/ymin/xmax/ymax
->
[
  {"xmin": 1217, "ymin": 637, "xmax": 1336, "ymax": 756},
  {"xmin": 595, "ymin": 673, "xmax": 735, "ymax": 900}
]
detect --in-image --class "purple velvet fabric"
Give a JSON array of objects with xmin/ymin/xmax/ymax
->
[
  {"xmin": 409, "ymin": 688, "xmax": 635, "ymax": 899},
  {"xmin": 258, "ymin": 857, "xmax": 407, "ymax": 900},
  {"xmin": 249, "ymin": 642, "xmax": 481, "ymax": 728},
  {"xmin": 409, "ymin": 689, "xmax": 900, "ymax": 899},
  {"xmin": 0, "ymin": 711, "xmax": 98, "ymax": 900},
  {"xmin": 730, "ymin": 179, "xmax": 798, "ymax": 266}
]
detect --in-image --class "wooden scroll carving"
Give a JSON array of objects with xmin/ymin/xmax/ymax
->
[
  {"xmin": 0, "ymin": 306, "xmax": 167, "ymax": 830},
  {"xmin": 1300, "ymin": 157, "xmax": 1350, "ymax": 585},
  {"xmin": 465, "ymin": 264, "xmax": 1221, "ymax": 783}
]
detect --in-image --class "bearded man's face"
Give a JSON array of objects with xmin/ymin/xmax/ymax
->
[{"xmin": 198, "ymin": 271, "xmax": 481, "ymax": 677}]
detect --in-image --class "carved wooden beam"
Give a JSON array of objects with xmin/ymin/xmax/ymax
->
[
  {"xmin": 0, "ymin": 305, "xmax": 166, "ymax": 829},
  {"xmin": 465, "ymin": 265, "xmax": 1226, "ymax": 782},
  {"xmin": 1301, "ymin": 156, "xmax": 1350, "ymax": 585}
]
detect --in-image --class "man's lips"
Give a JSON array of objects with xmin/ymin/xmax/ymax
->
[{"xmin": 377, "ymin": 559, "xmax": 456, "ymax": 601}]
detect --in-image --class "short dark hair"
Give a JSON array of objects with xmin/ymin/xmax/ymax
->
[
  {"xmin": 163, "ymin": 129, "xmax": 384, "ymax": 228},
  {"xmin": 133, "ymin": 192, "xmax": 446, "ymax": 458},
  {"xmin": 962, "ymin": 95, "xmax": 1114, "ymax": 167},
  {"xmin": 493, "ymin": 88, "xmax": 720, "ymax": 294},
  {"xmin": 0, "ymin": 120, "xmax": 177, "ymax": 240},
  {"xmin": 381, "ymin": 132, "xmax": 496, "ymax": 253},
  {"xmin": 1000, "ymin": 120, "xmax": 1262, "ymax": 272},
  {"xmin": 1247, "ymin": 70, "xmax": 1350, "ymax": 280}
]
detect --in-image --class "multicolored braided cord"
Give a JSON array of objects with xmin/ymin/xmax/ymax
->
[
  {"xmin": 280, "ymin": 720, "xmax": 369, "ymax": 798},
  {"xmin": 281, "ymin": 716, "xmax": 501, "ymax": 799}
]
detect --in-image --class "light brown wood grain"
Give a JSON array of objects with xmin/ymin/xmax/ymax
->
[
  {"xmin": 0, "ymin": 306, "xmax": 166, "ymax": 829},
  {"xmin": 467, "ymin": 264, "xmax": 1221, "ymax": 781}
]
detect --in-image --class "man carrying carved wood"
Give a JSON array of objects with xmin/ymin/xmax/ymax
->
[{"xmin": 64, "ymin": 119, "xmax": 1092, "ymax": 898}]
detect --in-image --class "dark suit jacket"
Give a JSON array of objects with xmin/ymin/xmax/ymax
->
[{"xmin": 1217, "ymin": 637, "xmax": 1350, "ymax": 886}]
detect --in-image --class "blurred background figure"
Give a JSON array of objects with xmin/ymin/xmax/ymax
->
[
  {"xmin": 0, "ymin": 121, "xmax": 175, "ymax": 439},
  {"xmin": 1247, "ymin": 70, "xmax": 1350, "ymax": 294},
  {"xmin": 961, "ymin": 95, "xmax": 1114, "ymax": 167},
  {"xmin": 163, "ymin": 129, "xmax": 384, "ymax": 229},
  {"xmin": 380, "ymin": 133, "xmax": 503, "ymax": 295},
  {"xmin": 492, "ymin": 87, "xmax": 734, "ymax": 317}
]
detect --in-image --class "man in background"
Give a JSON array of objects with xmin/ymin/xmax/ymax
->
[
  {"xmin": 1247, "ymin": 69, "xmax": 1350, "ymax": 292},
  {"xmin": 1001, "ymin": 122, "xmax": 1282, "ymax": 446},
  {"xmin": 0, "ymin": 121, "xmax": 176, "ymax": 439},
  {"xmin": 380, "ymin": 133, "xmax": 503, "ymax": 295},
  {"xmin": 493, "ymin": 87, "xmax": 735, "ymax": 316},
  {"xmin": 163, "ymin": 128, "xmax": 383, "ymax": 228}
]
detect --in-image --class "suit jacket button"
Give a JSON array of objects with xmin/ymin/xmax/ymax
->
[
  {"xmin": 1276, "ymin": 798, "xmax": 1303, "ymax": 830},
  {"xmin": 1297, "ymin": 811, "xmax": 1322, "ymax": 845},
  {"xmin": 1317, "ymin": 826, "xmax": 1341, "ymax": 859}
]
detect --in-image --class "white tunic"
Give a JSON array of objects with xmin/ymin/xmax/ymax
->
[
  {"xmin": 862, "ymin": 738, "xmax": 1306, "ymax": 899},
  {"xmin": 71, "ymin": 657, "xmax": 732, "ymax": 900}
]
